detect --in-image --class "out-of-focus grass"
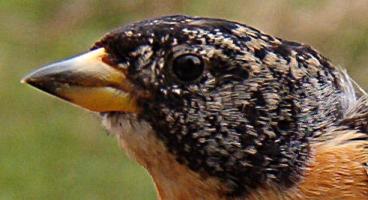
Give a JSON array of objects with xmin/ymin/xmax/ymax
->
[{"xmin": 1, "ymin": 0, "xmax": 368, "ymax": 199}]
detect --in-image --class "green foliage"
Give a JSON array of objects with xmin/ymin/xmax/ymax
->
[{"xmin": 1, "ymin": 0, "xmax": 368, "ymax": 199}]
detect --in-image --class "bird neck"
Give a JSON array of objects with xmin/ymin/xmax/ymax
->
[
  {"xmin": 115, "ymin": 122, "xmax": 230, "ymax": 199},
  {"xmin": 101, "ymin": 109, "xmax": 367, "ymax": 200},
  {"xmin": 144, "ymin": 140, "xmax": 229, "ymax": 200},
  {"xmin": 101, "ymin": 113, "xmax": 230, "ymax": 199}
]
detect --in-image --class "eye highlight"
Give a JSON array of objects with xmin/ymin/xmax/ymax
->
[{"xmin": 172, "ymin": 54, "xmax": 204, "ymax": 82}]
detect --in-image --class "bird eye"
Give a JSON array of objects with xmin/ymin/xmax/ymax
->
[{"xmin": 172, "ymin": 54, "xmax": 204, "ymax": 82}]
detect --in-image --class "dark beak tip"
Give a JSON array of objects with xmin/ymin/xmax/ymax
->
[
  {"xmin": 20, "ymin": 72, "xmax": 54, "ymax": 94},
  {"xmin": 20, "ymin": 75, "xmax": 31, "ymax": 84},
  {"xmin": 20, "ymin": 73, "xmax": 40, "ymax": 87},
  {"xmin": 22, "ymin": 81, "xmax": 58, "ymax": 97},
  {"xmin": 21, "ymin": 68, "xmax": 49, "ymax": 86}
]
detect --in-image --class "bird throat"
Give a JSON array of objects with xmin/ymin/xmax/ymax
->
[{"xmin": 100, "ymin": 112, "xmax": 233, "ymax": 199}]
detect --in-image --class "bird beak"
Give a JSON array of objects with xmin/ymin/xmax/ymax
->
[{"xmin": 21, "ymin": 48, "xmax": 138, "ymax": 113}]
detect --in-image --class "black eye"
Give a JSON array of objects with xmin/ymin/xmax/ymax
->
[{"xmin": 172, "ymin": 54, "xmax": 204, "ymax": 82}]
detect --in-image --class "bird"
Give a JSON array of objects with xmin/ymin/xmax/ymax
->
[{"xmin": 22, "ymin": 15, "xmax": 367, "ymax": 200}]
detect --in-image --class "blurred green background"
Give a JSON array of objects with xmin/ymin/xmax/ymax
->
[{"xmin": 1, "ymin": 0, "xmax": 368, "ymax": 199}]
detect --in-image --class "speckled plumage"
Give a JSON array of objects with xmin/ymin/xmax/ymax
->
[
  {"xmin": 92, "ymin": 15, "xmax": 367, "ymax": 197},
  {"xmin": 25, "ymin": 15, "xmax": 368, "ymax": 199}
]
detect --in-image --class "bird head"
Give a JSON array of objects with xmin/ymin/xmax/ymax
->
[{"xmin": 22, "ymin": 15, "xmax": 345, "ymax": 195}]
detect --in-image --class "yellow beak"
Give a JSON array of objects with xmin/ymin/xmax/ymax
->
[{"xmin": 21, "ymin": 48, "xmax": 138, "ymax": 113}]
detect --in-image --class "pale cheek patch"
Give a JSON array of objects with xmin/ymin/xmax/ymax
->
[{"xmin": 101, "ymin": 114, "xmax": 154, "ymax": 161}]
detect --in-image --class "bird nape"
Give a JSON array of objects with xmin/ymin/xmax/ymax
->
[{"xmin": 22, "ymin": 15, "xmax": 367, "ymax": 200}]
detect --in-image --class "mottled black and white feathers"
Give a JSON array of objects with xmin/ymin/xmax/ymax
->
[{"xmin": 92, "ymin": 15, "xmax": 367, "ymax": 196}]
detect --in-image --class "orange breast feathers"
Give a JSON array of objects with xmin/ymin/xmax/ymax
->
[{"xmin": 292, "ymin": 131, "xmax": 368, "ymax": 200}]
